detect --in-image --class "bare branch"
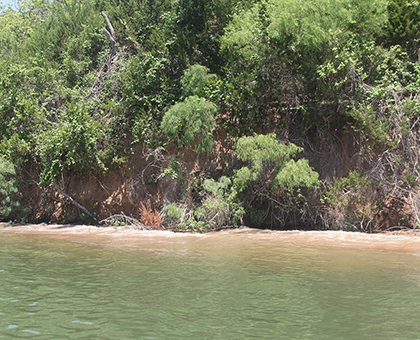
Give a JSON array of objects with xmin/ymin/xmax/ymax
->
[
  {"xmin": 101, "ymin": 11, "xmax": 115, "ymax": 38},
  {"xmin": 53, "ymin": 179, "xmax": 97, "ymax": 223},
  {"xmin": 100, "ymin": 12, "xmax": 118, "ymax": 60},
  {"xmin": 100, "ymin": 212, "xmax": 142, "ymax": 228}
]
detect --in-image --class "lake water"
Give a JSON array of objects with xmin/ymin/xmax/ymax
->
[{"xmin": 1, "ymin": 225, "xmax": 420, "ymax": 339}]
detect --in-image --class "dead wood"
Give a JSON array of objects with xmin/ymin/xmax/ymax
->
[
  {"xmin": 53, "ymin": 179, "xmax": 97, "ymax": 223},
  {"xmin": 100, "ymin": 11, "xmax": 118, "ymax": 60}
]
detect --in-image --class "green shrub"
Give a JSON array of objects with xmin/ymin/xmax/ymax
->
[
  {"xmin": 232, "ymin": 133, "xmax": 319, "ymax": 228},
  {"xmin": 202, "ymin": 176, "xmax": 231, "ymax": 199},
  {"xmin": 0, "ymin": 157, "xmax": 21, "ymax": 218},
  {"xmin": 161, "ymin": 95, "xmax": 217, "ymax": 153},
  {"xmin": 196, "ymin": 176, "xmax": 244, "ymax": 229},
  {"xmin": 36, "ymin": 103, "xmax": 117, "ymax": 183},
  {"xmin": 384, "ymin": 0, "xmax": 420, "ymax": 58},
  {"xmin": 233, "ymin": 133, "xmax": 319, "ymax": 193},
  {"xmin": 323, "ymin": 170, "xmax": 380, "ymax": 231},
  {"xmin": 124, "ymin": 54, "xmax": 175, "ymax": 145},
  {"xmin": 181, "ymin": 64, "xmax": 217, "ymax": 97},
  {"xmin": 163, "ymin": 203, "xmax": 183, "ymax": 225}
]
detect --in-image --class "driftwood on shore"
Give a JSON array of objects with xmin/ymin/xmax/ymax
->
[{"xmin": 99, "ymin": 213, "xmax": 143, "ymax": 228}]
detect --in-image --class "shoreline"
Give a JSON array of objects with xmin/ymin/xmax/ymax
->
[{"xmin": 2, "ymin": 223, "xmax": 420, "ymax": 253}]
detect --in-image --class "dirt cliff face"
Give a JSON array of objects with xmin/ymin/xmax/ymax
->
[
  {"xmin": 14, "ymin": 128, "xmax": 408, "ymax": 229},
  {"xmin": 17, "ymin": 136, "xmax": 231, "ymax": 224},
  {"xmin": 19, "ymin": 145, "xmax": 173, "ymax": 223}
]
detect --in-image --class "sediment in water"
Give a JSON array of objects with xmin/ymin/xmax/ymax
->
[{"xmin": 2, "ymin": 223, "xmax": 420, "ymax": 253}]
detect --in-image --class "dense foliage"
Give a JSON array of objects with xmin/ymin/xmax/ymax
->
[
  {"xmin": 0, "ymin": 156, "xmax": 21, "ymax": 218},
  {"xmin": 1, "ymin": 0, "xmax": 420, "ymax": 230}
]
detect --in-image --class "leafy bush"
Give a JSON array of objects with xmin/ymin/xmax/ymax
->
[
  {"xmin": 233, "ymin": 133, "xmax": 319, "ymax": 193},
  {"xmin": 181, "ymin": 64, "xmax": 217, "ymax": 97},
  {"xmin": 202, "ymin": 176, "xmax": 231, "ymax": 199},
  {"xmin": 323, "ymin": 170, "xmax": 381, "ymax": 231},
  {"xmin": 125, "ymin": 54, "xmax": 176, "ymax": 144},
  {"xmin": 161, "ymin": 95, "xmax": 217, "ymax": 153},
  {"xmin": 0, "ymin": 157, "xmax": 21, "ymax": 219},
  {"xmin": 220, "ymin": 0, "xmax": 388, "ymax": 130},
  {"xmin": 162, "ymin": 176, "xmax": 244, "ymax": 231},
  {"xmin": 163, "ymin": 203, "xmax": 183, "ymax": 225},
  {"xmin": 232, "ymin": 133, "xmax": 319, "ymax": 228},
  {"xmin": 36, "ymin": 103, "xmax": 118, "ymax": 183},
  {"xmin": 160, "ymin": 63, "xmax": 221, "ymax": 153},
  {"xmin": 197, "ymin": 176, "xmax": 244, "ymax": 229},
  {"xmin": 384, "ymin": 0, "xmax": 420, "ymax": 58},
  {"xmin": 198, "ymin": 197, "xmax": 233, "ymax": 228}
]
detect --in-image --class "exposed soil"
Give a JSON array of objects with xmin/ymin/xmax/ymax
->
[{"xmin": 13, "ymin": 128, "xmax": 411, "ymax": 229}]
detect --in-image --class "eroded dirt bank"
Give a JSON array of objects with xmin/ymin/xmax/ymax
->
[{"xmin": 2, "ymin": 223, "xmax": 420, "ymax": 254}]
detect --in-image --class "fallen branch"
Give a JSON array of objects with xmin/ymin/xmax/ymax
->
[
  {"xmin": 99, "ymin": 212, "xmax": 143, "ymax": 228},
  {"xmin": 53, "ymin": 179, "xmax": 97, "ymax": 223},
  {"xmin": 88, "ymin": 12, "xmax": 118, "ymax": 96}
]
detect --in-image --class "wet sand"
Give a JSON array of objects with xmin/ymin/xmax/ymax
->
[{"xmin": 2, "ymin": 223, "xmax": 420, "ymax": 253}]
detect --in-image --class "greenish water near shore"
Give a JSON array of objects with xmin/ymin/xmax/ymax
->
[{"xmin": 1, "ymin": 231, "xmax": 420, "ymax": 339}]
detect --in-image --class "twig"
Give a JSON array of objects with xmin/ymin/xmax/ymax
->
[{"xmin": 99, "ymin": 212, "xmax": 143, "ymax": 227}]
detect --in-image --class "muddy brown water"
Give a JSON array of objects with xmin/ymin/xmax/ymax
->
[{"xmin": 3, "ymin": 223, "xmax": 420, "ymax": 253}]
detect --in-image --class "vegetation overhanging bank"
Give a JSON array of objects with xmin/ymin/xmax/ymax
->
[{"xmin": 0, "ymin": 0, "xmax": 419, "ymax": 232}]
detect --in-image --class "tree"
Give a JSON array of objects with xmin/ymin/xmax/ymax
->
[
  {"xmin": 384, "ymin": 0, "xmax": 420, "ymax": 59},
  {"xmin": 232, "ymin": 133, "xmax": 319, "ymax": 227},
  {"xmin": 161, "ymin": 96, "xmax": 217, "ymax": 153},
  {"xmin": 161, "ymin": 64, "xmax": 219, "ymax": 153},
  {"xmin": 220, "ymin": 0, "xmax": 388, "ymax": 131}
]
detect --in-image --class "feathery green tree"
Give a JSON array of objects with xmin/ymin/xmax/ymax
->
[{"xmin": 384, "ymin": 0, "xmax": 420, "ymax": 59}]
